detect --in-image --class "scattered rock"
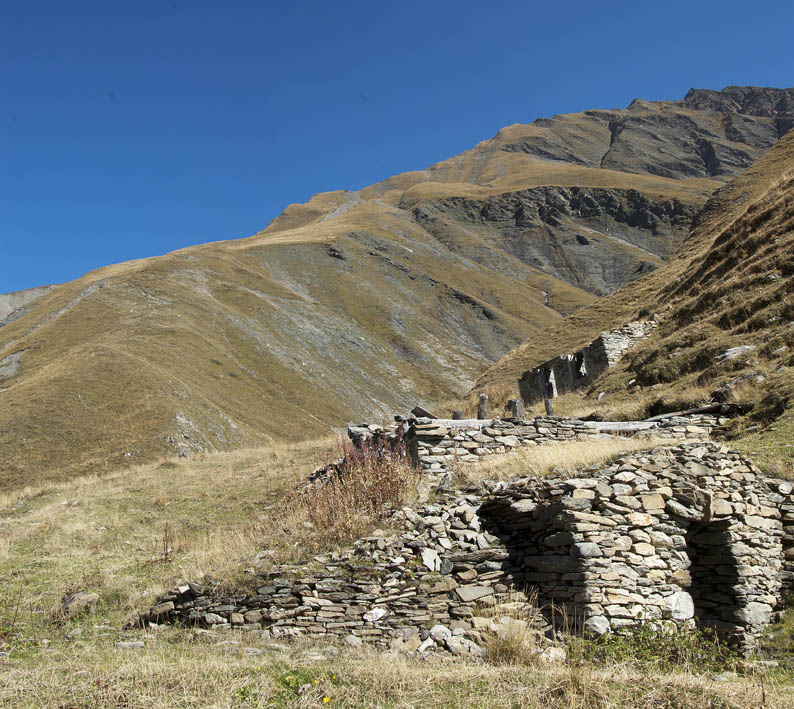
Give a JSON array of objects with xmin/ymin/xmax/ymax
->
[
  {"xmin": 716, "ymin": 345, "xmax": 756, "ymax": 363},
  {"xmin": 445, "ymin": 636, "xmax": 485, "ymax": 657},
  {"xmin": 537, "ymin": 646, "xmax": 567, "ymax": 663},
  {"xmin": 61, "ymin": 591, "xmax": 99, "ymax": 619},
  {"xmin": 363, "ymin": 607, "xmax": 388, "ymax": 623}
]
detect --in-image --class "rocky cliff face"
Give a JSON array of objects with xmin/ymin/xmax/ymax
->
[
  {"xmin": 2, "ymin": 86, "xmax": 793, "ymax": 486},
  {"xmin": 412, "ymin": 186, "xmax": 697, "ymax": 295}
]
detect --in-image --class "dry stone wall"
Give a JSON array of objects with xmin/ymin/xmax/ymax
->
[
  {"xmin": 143, "ymin": 442, "xmax": 794, "ymax": 654},
  {"xmin": 345, "ymin": 414, "xmax": 722, "ymax": 478},
  {"xmin": 141, "ymin": 487, "xmax": 552, "ymax": 658},
  {"xmin": 518, "ymin": 319, "xmax": 659, "ymax": 404},
  {"xmin": 482, "ymin": 442, "xmax": 794, "ymax": 648}
]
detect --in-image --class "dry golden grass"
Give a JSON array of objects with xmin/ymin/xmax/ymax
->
[
  {"xmin": 473, "ymin": 591, "xmax": 548, "ymax": 666},
  {"xmin": 437, "ymin": 381, "xmax": 521, "ymax": 420},
  {"xmin": 0, "ymin": 438, "xmax": 336, "ymax": 628},
  {"xmin": 1, "ymin": 437, "xmax": 792, "ymax": 707},
  {"xmin": 0, "ymin": 630, "xmax": 790, "ymax": 708},
  {"xmin": 456, "ymin": 436, "xmax": 669, "ymax": 485}
]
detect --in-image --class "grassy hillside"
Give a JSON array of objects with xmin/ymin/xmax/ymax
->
[
  {"xmin": 0, "ymin": 211, "xmax": 591, "ymax": 489},
  {"xmin": 478, "ymin": 127, "xmax": 794, "ymax": 473},
  {"xmin": 2, "ymin": 86, "xmax": 793, "ymax": 488}
]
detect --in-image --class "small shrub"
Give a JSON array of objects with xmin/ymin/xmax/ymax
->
[
  {"xmin": 569, "ymin": 624, "xmax": 740, "ymax": 673},
  {"xmin": 761, "ymin": 600, "xmax": 794, "ymax": 662},
  {"xmin": 274, "ymin": 667, "xmax": 341, "ymax": 706},
  {"xmin": 148, "ymin": 521, "xmax": 190, "ymax": 564},
  {"xmin": 476, "ymin": 591, "xmax": 548, "ymax": 665},
  {"xmin": 278, "ymin": 436, "xmax": 417, "ymax": 549},
  {"xmin": 482, "ymin": 616, "xmax": 543, "ymax": 665}
]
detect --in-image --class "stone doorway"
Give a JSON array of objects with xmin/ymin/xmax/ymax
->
[
  {"xmin": 542, "ymin": 367, "xmax": 557, "ymax": 399},
  {"xmin": 572, "ymin": 351, "xmax": 586, "ymax": 381},
  {"xmin": 684, "ymin": 519, "xmax": 743, "ymax": 642}
]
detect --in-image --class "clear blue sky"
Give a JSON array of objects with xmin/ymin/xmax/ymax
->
[{"xmin": 2, "ymin": 0, "xmax": 793, "ymax": 293}]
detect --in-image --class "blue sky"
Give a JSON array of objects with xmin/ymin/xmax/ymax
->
[{"xmin": 2, "ymin": 0, "xmax": 793, "ymax": 293}]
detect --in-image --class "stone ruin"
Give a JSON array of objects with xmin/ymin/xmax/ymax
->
[
  {"xmin": 483, "ymin": 442, "xmax": 792, "ymax": 649},
  {"xmin": 407, "ymin": 413, "xmax": 720, "ymax": 475},
  {"xmin": 307, "ymin": 412, "xmax": 722, "ymax": 495},
  {"xmin": 518, "ymin": 319, "xmax": 658, "ymax": 405},
  {"xmin": 346, "ymin": 412, "xmax": 722, "ymax": 479},
  {"xmin": 143, "ymin": 441, "xmax": 794, "ymax": 655}
]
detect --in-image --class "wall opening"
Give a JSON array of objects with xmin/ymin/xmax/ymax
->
[
  {"xmin": 572, "ymin": 351, "xmax": 587, "ymax": 381},
  {"xmin": 542, "ymin": 367, "xmax": 557, "ymax": 399},
  {"xmin": 684, "ymin": 519, "xmax": 743, "ymax": 642}
]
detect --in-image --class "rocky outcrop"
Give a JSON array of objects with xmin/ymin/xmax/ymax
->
[
  {"xmin": 0, "ymin": 285, "xmax": 53, "ymax": 327},
  {"xmin": 680, "ymin": 87, "xmax": 794, "ymax": 127},
  {"xmin": 413, "ymin": 188, "xmax": 697, "ymax": 296}
]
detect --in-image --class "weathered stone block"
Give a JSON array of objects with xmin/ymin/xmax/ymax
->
[{"xmin": 454, "ymin": 586, "xmax": 494, "ymax": 602}]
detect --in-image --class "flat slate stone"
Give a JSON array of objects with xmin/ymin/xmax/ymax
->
[{"xmin": 454, "ymin": 585, "xmax": 494, "ymax": 602}]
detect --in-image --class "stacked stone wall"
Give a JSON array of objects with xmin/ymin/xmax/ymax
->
[
  {"xmin": 144, "ymin": 442, "xmax": 794, "ymax": 654},
  {"xmin": 483, "ymin": 443, "xmax": 793, "ymax": 648},
  {"xmin": 406, "ymin": 414, "xmax": 720, "ymax": 476}
]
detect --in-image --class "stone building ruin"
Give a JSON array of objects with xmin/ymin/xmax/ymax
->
[
  {"xmin": 144, "ymin": 440, "xmax": 794, "ymax": 654},
  {"xmin": 518, "ymin": 319, "xmax": 658, "ymax": 405},
  {"xmin": 481, "ymin": 442, "xmax": 792, "ymax": 648}
]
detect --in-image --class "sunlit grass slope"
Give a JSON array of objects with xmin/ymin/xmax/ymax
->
[{"xmin": 2, "ymin": 86, "xmax": 791, "ymax": 488}]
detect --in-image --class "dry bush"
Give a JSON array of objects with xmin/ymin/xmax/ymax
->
[
  {"xmin": 476, "ymin": 591, "xmax": 548, "ymax": 665},
  {"xmin": 276, "ymin": 438, "xmax": 418, "ymax": 550}
]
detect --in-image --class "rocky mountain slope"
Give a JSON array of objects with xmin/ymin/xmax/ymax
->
[
  {"xmin": 0, "ymin": 285, "xmax": 54, "ymax": 327},
  {"xmin": 2, "ymin": 86, "xmax": 793, "ymax": 488},
  {"xmin": 480, "ymin": 122, "xmax": 794, "ymax": 472}
]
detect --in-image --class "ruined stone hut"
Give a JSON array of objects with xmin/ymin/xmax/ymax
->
[
  {"xmin": 518, "ymin": 319, "xmax": 658, "ymax": 405},
  {"xmin": 145, "ymin": 441, "xmax": 794, "ymax": 653}
]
